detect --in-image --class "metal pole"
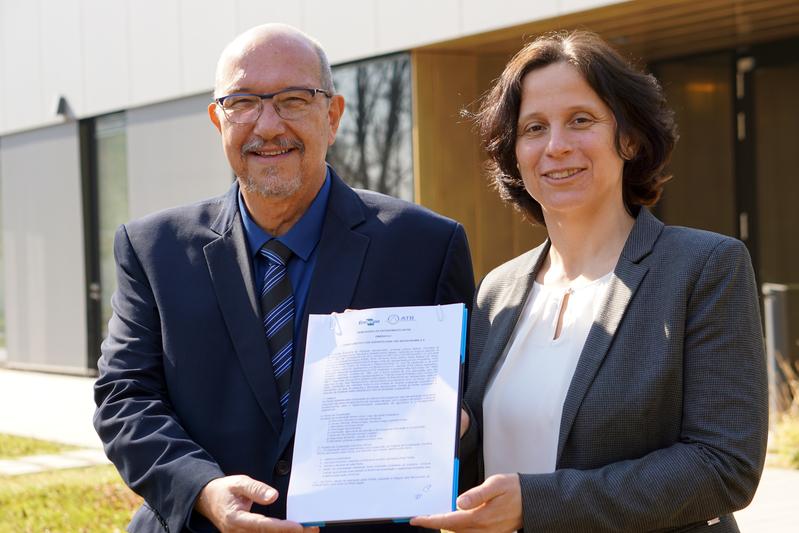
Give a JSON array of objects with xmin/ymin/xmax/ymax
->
[{"xmin": 762, "ymin": 283, "xmax": 799, "ymax": 422}]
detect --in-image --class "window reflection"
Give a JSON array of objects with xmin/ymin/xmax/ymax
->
[
  {"xmin": 95, "ymin": 113, "xmax": 129, "ymax": 339},
  {"xmin": 327, "ymin": 53, "xmax": 414, "ymax": 201}
]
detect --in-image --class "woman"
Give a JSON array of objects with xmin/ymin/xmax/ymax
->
[{"xmin": 412, "ymin": 31, "xmax": 767, "ymax": 532}]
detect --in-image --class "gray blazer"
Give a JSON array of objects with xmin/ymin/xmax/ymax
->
[{"xmin": 459, "ymin": 208, "xmax": 768, "ymax": 532}]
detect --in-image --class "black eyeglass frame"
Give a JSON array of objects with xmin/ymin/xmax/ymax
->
[{"xmin": 214, "ymin": 87, "xmax": 333, "ymax": 122}]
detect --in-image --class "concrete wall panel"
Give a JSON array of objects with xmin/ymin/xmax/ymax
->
[
  {"xmin": 180, "ymin": 0, "xmax": 237, "ymax": 94},
  {"xmin": 41, "ymin": 0, "xmax": 84, "ymax": 122},
  {"xmin": 560, "ymin": 0, "xmax": 620, "ymax": 14},
  {"xmin": 376, "ymin": 0, "xmax": 461, "ymax": 53},
  {"xmin": 126, "ymin": 94, "xmax": 231, "ymax": 219},
  {"xmin": 304, "ymin": 0, "xmax": 376, "ymax": 63},
  {"xmin": 460, "ymin": 0, "xmax": 559, "ymax": 36},
  {"xmin": 129, "ymin": 0, "xmax": 181, "ymax": 104},
  {"xmin": 1, "ymin": 1, "xmax": 43, "ymax": 129},
  {"xmin": 0, "ymin": 123, "xmax": 87, "ymax": 370},
  {"xmin": 0, "ymin": 0, "xmax": 627, "ymax": 134},
  {"xmin": 81, "ymin": 0, "xmax": 131, "ymax": 116},
  {"xmin": 0, "ymin": 2, "xmax": 5, "ymax": 132},
  {"xmin": 234, "ymin": 0, "xmax": 303, "ymax": 33}
]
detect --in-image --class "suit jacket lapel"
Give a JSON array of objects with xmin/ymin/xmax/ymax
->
[
  {"xmin": 471, "ymin": 243, "xmax": 549, "ymax": 405},
  {"xmin": 204, "ymin": 183, "xmax": 284, "ymax": 435},
  {"xmin": 556, "ymin": 209, "xmax": 663, "ymax": 462},
  {"xmin": 279, "ymin": 169, "xmax": 369, "ymax": 450}
]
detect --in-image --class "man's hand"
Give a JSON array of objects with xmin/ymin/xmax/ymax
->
[
  {"xmin": 195, "ymin": 475, "xmax": 318, "ymax": 532},
  {"xmin": 410, "ymin": 473, "xmax": 522, "ymax": 533},
  {"xmin": 460, "ymin": 408, "xmax": 470, "ymax": 438}
]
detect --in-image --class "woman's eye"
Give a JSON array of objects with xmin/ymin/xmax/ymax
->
[
  {"xmin": 572, "ymin": 116, "xmax": 594, "ymax": 127},
  {"xmin": 521, "ymin": 123, "xmax": 545, "ymax": 135}
]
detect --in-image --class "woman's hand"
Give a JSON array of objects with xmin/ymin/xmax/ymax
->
[
  {"xmin": 460, "ymin": 408, "xmax": 470, "ymax": 438},
  {"xmin": 410, "ymin": 473, "xmax": 522, "ymax": 533}
]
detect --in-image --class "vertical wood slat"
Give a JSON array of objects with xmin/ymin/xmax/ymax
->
[{"xmin": 412, "ymin": 51, "xmax": 548, "ymax": 282}]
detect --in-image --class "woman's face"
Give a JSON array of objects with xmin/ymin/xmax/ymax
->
[{"xmin": 515, "ymin": 61, "xmax": 627, "ymax": 221}]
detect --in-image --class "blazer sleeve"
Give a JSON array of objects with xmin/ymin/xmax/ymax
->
[
  {"xmin": 433, "ymin": 223, "xmax": 476, "ymax": 311},
  {"xmin": 516, "ymin": 238, "xmax": 768, "ymax": 532},
  {"xmin": 93, "ymin": 225, "xmax": 225, "ymax": 533}
]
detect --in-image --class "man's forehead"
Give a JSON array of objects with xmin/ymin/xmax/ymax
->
[
  {"xmin": 219, "ymin": 61, "xmax": 318, "ymax": 95},
  {"xmin": 220, "ymin": 42, "xmax": 318, "ymax": 85}
]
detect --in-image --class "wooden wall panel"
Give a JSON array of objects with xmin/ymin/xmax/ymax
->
[
  {"xmin": 412, "ymin": 51, "xmax": 548, "ymax": 282},
  {"xmin": 412, "ymin": 51, "xmax": 481, "ymax": 274}
]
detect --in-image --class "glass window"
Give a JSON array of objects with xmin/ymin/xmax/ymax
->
[
  {"xmin": 754, "ymin": 57, "xmax": 799, "ymax": 285},
  {"xmin": 652, "ymin": 53, "xmax": 736, "ymax": 236},
  {"xmin": 327, "ymin": 53, "xmax": 414, "ymax": 201},
  {"xmin": 94, "ymin": 113, "xmax": 129, "ymax": 340}
]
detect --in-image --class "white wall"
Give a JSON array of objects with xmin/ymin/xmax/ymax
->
[
  {"xmin": 126, "ymin": 93, "xmax": 232, "ymax": 219},
  {"xmin": 0, "ymin": 123, "xmax": 88, "ymax": 371},
  {"xmin": 0, "ymin": 0, "xmax": 621, "ymax": 136}
]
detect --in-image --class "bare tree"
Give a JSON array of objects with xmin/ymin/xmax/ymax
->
[{"xmin": 327, "ymin": 55, "xmax": 412, "ymax": 200}]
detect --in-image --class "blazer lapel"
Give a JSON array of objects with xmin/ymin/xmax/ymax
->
[
  {"xmin": 204, "ymin": 183, "xmax": 283, "ymax": 435},
  {"xmin": 556, "ymin": 209, "xmax": 663, "ymax": 462},
  {"xmin": 471, "ymin": 243, "xmax": 549, "ymax": 402},
  {"xmin": 279, "ymin": 169, "xmax": 369, "ymax": 450}
]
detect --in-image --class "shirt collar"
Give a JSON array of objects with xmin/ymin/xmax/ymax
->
[{"xmin": 238, "ymin": 168, "xmax": 331, "ymax": 261}]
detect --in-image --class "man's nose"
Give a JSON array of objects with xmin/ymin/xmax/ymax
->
[{"xmin": 252, "ymin": 100, "xmax": 287, "ymax": 138}]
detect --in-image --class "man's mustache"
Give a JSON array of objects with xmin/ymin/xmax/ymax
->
[{"xmin": 241, "ymin": 137, "xmax": 304, "ymax": 155}]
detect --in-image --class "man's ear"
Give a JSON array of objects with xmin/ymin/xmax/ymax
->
[
  {"xmin": 327, "ymin": 94, "xmax": 345, "ymax": 145},
  {"xmin": 208, "ymin": 102, "xmax": 222, "ymax": 133}
]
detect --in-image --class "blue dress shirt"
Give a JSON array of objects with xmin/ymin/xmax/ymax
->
[{"xmin": 238, "ymin": 169, "xmax": 331, "ymax": 342}]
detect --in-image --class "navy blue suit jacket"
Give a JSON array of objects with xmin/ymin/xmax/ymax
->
[{"xmin": 94, "ymin": 168, "xmax": 475, "ymax": 532}]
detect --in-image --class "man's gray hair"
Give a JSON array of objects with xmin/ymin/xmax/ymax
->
[{"xmin": 311, "ymin": 38, "xmax": 335, "ymax": 93}]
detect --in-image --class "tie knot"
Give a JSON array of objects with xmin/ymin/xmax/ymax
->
[{"xmin": 260, "ymin": 240, "xmax": 292, "ymax": 267}]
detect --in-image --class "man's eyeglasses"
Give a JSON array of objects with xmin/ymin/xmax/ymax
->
[{"xmin": 214, "ymin": 87, "xmax": 332, "ymax": 124}]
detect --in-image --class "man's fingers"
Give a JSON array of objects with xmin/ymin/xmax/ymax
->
[{"xmin": 231, "ymin": 476, "xmax": 279, "ymax": 505}]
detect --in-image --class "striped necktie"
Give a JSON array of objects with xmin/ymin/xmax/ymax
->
[{"xmin": 259, "ymin": 240, "xmax": 294, "ymax": 418}]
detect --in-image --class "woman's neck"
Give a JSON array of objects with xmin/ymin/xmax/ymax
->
[{"xmin": 538, "ymin": 202, "xmax": 635, "ymax": 286}]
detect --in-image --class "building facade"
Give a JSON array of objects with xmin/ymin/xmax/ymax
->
[{"xmin": 0, "ymin": 0, "xmax": 797, "ymax": 372}]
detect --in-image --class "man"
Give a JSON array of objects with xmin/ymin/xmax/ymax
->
[{"xmin": 93, "ymin": 24, "xmax": 474, "ymax": 533}]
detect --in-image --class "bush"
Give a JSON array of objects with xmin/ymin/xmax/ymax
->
[{"xmin": 768, "ymin": 358, "xmax": 799, "ymax": 469}]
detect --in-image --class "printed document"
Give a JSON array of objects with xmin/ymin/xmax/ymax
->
[{"xmin": 287, "ymin": 303, "xmax": 466, "ymax": 525}]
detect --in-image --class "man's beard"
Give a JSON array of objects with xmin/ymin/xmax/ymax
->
[{"xmin": 239, "ymin": 137, "xmax": 305, "ymax": 198}]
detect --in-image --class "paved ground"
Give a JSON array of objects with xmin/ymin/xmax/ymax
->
[
  {"xmin": 735, "ymin": 467, "xmax": 797, "ymax": 531},
  {"xmin": 0, "ymin": 367, "xmax": 102, "ymax": 448},
  {"xmin": 0, "ymin": 368, "xmax": 797, "ymax": 530}
]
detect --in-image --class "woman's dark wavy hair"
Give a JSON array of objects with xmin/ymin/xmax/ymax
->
[{"xmin": 475, "ymin": 30, "xmax": 677, "ymax": 224}]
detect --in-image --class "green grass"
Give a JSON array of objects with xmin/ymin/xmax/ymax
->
[
  {"xmin": 0, "ymin": 433, "xmax": 141, "ymax": 531},
  {"xmin": 0, "ymin": 464, "xmax": 142, "ymax": 533},
  {"xmin": 0, "ymin": 433, "xmax": 78, "ymax": 459}
]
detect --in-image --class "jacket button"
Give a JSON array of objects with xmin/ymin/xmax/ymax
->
[{"xmin": 275, "ymin": 459, "xmax": 291, "ymax": 476}]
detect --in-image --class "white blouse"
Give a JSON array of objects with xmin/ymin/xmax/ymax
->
[{"xmin": 483, "ymin": 272, "xmax": 613, "ymax": 477}]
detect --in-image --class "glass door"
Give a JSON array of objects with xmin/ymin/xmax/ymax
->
[
  {"xmin": 81, "ymin": 112, "xmax": 129, "ymax": 370},
  {"xmin": 752, "ymin": 41, "xmax": 799, "ymax": 287},
  {"xmin": 750, "ymin": 40, "xmax": 799, "ymax": 411}
]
